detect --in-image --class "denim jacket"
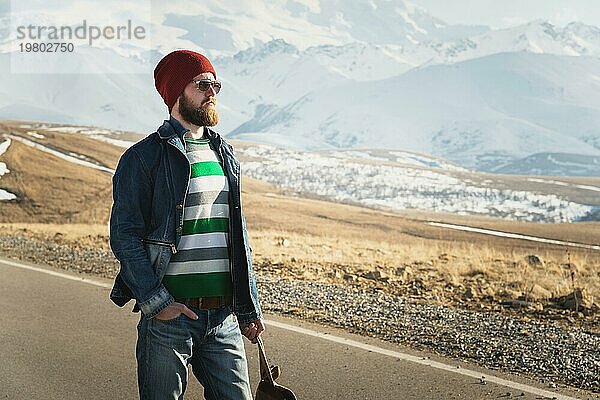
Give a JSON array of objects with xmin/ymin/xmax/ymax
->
[{"xmin": 109, "ymin": 117, "xmax": 262, "ymax": 323}]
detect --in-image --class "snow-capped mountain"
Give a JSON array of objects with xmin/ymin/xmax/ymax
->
[
  {"xmin": 228, "ymin": 51, "xmax": 600, "ymax": 172},
  {"xmin": 152, "ymin": 0, "xmax": 467, "ymax": 54},
  {"xmin": 0, "ymin": 48, "xmax": 163, "ymax": 133},
  {"xmin": 423, "ymin": 21, "xmax": 600, "ymax": 65},
  {"xmin": 1, "ymin": 0, "xmax": 600, "ymax": 176}
]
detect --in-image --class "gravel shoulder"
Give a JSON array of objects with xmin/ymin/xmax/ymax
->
[{"xmin": 0, "ymin": 234, "xmax": 598, "ymax": 395}]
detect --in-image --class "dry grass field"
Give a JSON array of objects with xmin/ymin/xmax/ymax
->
[{"xmin": 0, "ymin": 120, "xmax": 598, "ymax": 324}]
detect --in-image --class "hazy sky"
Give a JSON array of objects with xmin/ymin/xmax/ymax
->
[{"xmin": 412, "ymin": 0, "xmax": 600, "ymax": 28}]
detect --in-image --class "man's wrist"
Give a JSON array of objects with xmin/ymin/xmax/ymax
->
[{"xmin": 139, "ymin": 286, "xmax": 174, "ymax": 319}]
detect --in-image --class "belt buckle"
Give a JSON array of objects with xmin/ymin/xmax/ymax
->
[{"xmin": 198, "ymin": 296, "xmax": 209, "ymax": 310}]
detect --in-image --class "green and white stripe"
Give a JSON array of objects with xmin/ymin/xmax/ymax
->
[{"xmin": 163, "ymin": 137, "xmax": 232, "ymax": 298}]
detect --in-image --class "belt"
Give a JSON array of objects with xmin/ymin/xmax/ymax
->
[{"xmin": 175, "ymin": 296, "xmax": 232, "ymax": 310}]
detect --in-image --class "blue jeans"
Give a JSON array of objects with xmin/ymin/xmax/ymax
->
[{"xmin": 136, "ymin": 307, "xmax": 252, "ymax": 399}]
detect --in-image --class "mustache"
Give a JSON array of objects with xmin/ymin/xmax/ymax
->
[{"xmin": 202, "ymin": 97, "xmax": 217, "ymax": 107}]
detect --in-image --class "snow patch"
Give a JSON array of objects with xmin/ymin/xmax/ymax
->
[
  {"xmin": 27, "ymin": 131, "xmax": 45, "ymax": 139},
  {"xmin": 0, "ymin": 189, "xmax": 17, "ymax": 201},
  {"xmin": 23, "ymin": 125, "xmax": 136, "ymax": 148},
  {"xmin": 0, "ymin": 138, "xmax": 17, "ymax": 201},
  {"xmin": 9, "ymin": 135, "xmax": 114, "ymax": 174},
  {"xmin": 238, "ymin": 144, "xmax": 594, "ymax": 223},
  {"xmin": 0, "ymin": 138, "xmax": 11, "ymax": 156},
  {"xmin": 0, "ymin": 162, "xmax": 9, "ymax": 176},
  {"xmin": 89, "ymin": 135, "xmax": 136, "ymax": 148},
  {"xmin": 391, "ymin": 151, "xmax": 467, "ymax": 171}
]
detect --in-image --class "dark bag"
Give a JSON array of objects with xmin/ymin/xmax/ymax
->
[{"xmin": 255, "ymin": 337, "xmax": 298, "ymax": 400}]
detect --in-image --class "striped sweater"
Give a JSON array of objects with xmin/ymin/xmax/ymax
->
[{"xmin": 162, "ymin": 136, "xmax": 232, "ymax": 298}]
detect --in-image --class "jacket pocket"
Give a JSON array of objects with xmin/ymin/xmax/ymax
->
[
  {"xmin": 141, "ymin": 238, "xmax": 177, "ymax": 278},
  {"xmin": 142, "ymin": 238, "xmax": 177, "ymax": 254}
]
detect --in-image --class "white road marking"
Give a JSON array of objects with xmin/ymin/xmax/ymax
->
[
  {"xmin": 1, "ymin": 257, "xmax": 582, "ymax": 400},
  {"xmin": 1, "ymin": 258, "xmax": 112, "ymax": 289},
  {"xmin": 428, "ymin": 221, "xmax": 600, "ymax": 251},
  {"xmin": 268, "ymin": 320, "xmax": 580, "ymax": 400}
]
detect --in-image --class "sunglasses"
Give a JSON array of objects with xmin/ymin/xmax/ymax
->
[{"xmin": 192, "ymin": 79, "xmax": 222, "ymax": 94}]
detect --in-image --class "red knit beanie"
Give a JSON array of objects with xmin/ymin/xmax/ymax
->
[{"xmin": 154, "ymin": 50, "xmax": 217, "ymax": 112}]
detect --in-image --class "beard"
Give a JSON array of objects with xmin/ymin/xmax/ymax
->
[{"xmin": 178, "ymin": 92, "xmax": 219, "ymax": 127}]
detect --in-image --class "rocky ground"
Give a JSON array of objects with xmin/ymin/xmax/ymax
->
[
  {"xmin": 255, "ymin": 252, "xmax": 600, "ymax": 326},
  {"xmin": 0, "ymin": 233, "xmax": 598, "ymax": 395}
]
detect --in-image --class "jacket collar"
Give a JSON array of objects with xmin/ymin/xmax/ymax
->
[
  {"xmin": 157, "ymin": 116, "xmax": 188, "ymax": 140},
  {"xmin": 157, "ymin": 116, "xmax": 220, "ymax": 143}
]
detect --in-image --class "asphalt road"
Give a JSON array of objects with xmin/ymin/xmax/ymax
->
[{"xmin": 0, "ymin": 258, "xmax": 591, "ymax": 400}]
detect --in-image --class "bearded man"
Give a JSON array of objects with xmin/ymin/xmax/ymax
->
[{"xmin": 109, "ymin": 50, "xmax": 264, "ymax": 399}]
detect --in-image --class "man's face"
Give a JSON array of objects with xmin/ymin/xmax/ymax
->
[{"xmin": 177, "ymin": 72, "xmax": 220, "ymax": 127}]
